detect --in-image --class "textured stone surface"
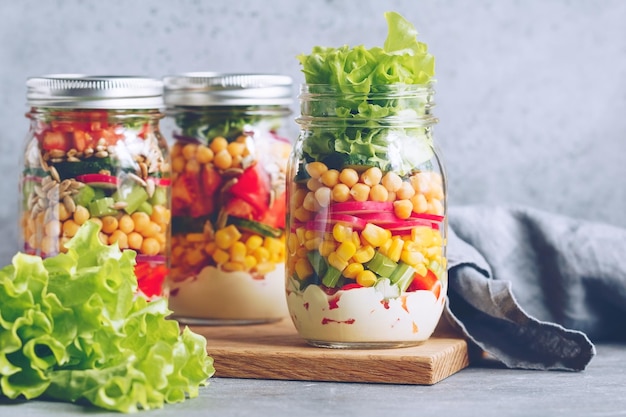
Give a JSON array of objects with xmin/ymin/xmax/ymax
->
[{"xmin": 1, "ymin": 0, "xmax": 625, "ymax": 264}]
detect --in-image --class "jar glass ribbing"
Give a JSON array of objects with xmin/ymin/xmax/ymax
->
[
  {"xmin": 164, "ymin": 73, "xmax": 293, "ymax": 325},
  {"xmin": 286, "ymin": 83, "xmax": 447, "ymax": 348},
  {"xmin": 19, "ymin": 75, "xmax": 171, "ymax": 299}
]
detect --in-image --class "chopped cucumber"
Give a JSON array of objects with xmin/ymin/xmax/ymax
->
[
  {"xmin": 229, "ymin": 217, "xmax": 282, "ymax": 238},
  {"xmin": 307, "ymin": 251, "xmax": 328, "ymax": 278},
  {"xmin": 112, "ymin": 181, "xmax": 149, "ymax": 214},
  {"xmin": 365, "ymin": 251, "xmax": 398, "ymax": 278},
  {"xmin": 88, "ymin": 197, "xmax": 118, "ymax": 217},
  {"xmin": 322, "ymin": 265, "xmax": 342, "ymax": 288},
  {"xmin": 149, "ymin": 185, "xmax": 168, "ymax": 206},
  {"xmin": 72, "ymin": 184, "xmax": 96, "ymax": 207},
  {"xmin": 389, "ymin": 262, "xmax": 417, "ymax": 293},
  {"xmin": 137, "ymin": 201, "xmax": 153, "ymax": 215}
]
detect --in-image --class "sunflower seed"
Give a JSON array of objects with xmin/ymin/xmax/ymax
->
[
  {"xmin": 49, "ymin": 149, "xmax": 66, "ymax": 159},
  {"xmin": 111, "ymin": 201, "xmax": 128, "ymax": 210},
  {"xmin": 146, "ymin": 179, "xmax": 155, "ymax": 197},
  {"xmin": 49, "ymin": 166, "xmax": 60, "ymax": 182},
  {"xmin": 95, "ymin": 151, "xmax": 109, "ymax": 158},
  {"xmin": 63, "ymin": 195, "xmax": 76, "ymax": 213},
  {"xmin": 128, "ymin": 173, "xmax": 147, "ymax": 187}
]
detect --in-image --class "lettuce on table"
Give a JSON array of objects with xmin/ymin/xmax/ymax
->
[
  {"xmin": 297, "ymin": 11, "xmax": 436, "ymax": 174},
  {"xmin": 0, "ymin": 221, "xmax": 214, "ymax": 413}
]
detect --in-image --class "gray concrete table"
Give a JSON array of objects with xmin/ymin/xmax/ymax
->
[{"xmin": 1, "ymin": 343, "xmax": 624, "ymax": 417}]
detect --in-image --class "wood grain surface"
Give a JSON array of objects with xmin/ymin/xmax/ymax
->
[{"xmin": 191, "ymin": 319, "xmax": 470, "ymax": 385}]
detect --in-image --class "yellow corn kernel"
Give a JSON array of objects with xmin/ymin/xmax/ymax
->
[
  {"xmin": 295, "ymin": 257, "xmax": 314, "ymax": 279},
  {"xmin": 361, "ymin": 223, "xmax": 388, "ymax": 247},
  {"xmin": 293, "ymin": 206, "xmax": 313, "ymax": 222},
  {"xmin": 356, "ymin": 270, "xmax": 377, "ymax": 287},
  {"xmin": 264, "ymin": 236, "xmax": 283, "ymax": 254},
  {"xmin": 243, "ymin": 255, "xmax": 257, "ymax": 270},
  {"xmin": 214, "ymin": 225, "xmax": 242, "ymax": 249},
  {"xmin": 296, "ymin": 247, "xmax": 308, "ymax": 259},
  {"xmin": 185, "ymin": 249, "xmax": 206, "ymax": 267},
  {"xmin": 223, "ymin": 261, "xmax": 245, "ymax": 272},
  {"xmin": 335, "ymin": 241, "xmax": 357, "ymax": 262},
  {"xmin": 172, "ymin": 245, "xmax": 186, "ymax": 261},
  {"xmin": 318, "ymin": 240, "xmax": 337, "ymax": 257},
  {"xmin": 305, "ymin": 237, "xmax": 322, "ymax": 251},
  {"xmin": 253, "ymin": 246, "xmax": 270, "ymax": 263},
  {"xmin": 186, "ymin": 233, "xmax": 206, "ymax": 243},
  {"xmin": 296, "ymin": 227, "xmax": 307, "ymax": 245},
  {"xmin": 401, "ymin": 249, "xmax": 426, "ymax": 267},
  {"xmin": 256, "ymin": 261, "xmax": 276, "ymax": 275},
  {"xmin": 343, "ymin": 262, "xmax": 364, "ymax": 279},
  {"xmin": 378, "ymin": 238, "xmax": 393, "ymax": 256},
  {"xmin": 411, "ymin": 226, "xmax": 433, "ymax": 246},
  {"xmin": 230, "ymin": 241, "xmax": 247, "ymax": 262},
  {"xmin": 328, "ymin": 252, "xmax": 348, "ymax": 271},
  {"xmin": 415, "ymin": 263, "xmax": 428, "ymax": 277},
  {"xmin": 332, "ymin": 223, "xmax": 353, "ymax": 243},
  {"xmin": 204, "ymin": 241, "xmax": 217, "ymax": 255},
  {"xmin": 351, "ymin": 231, "xmax": 361, "ymax": 248},
  {"xmin": 431, "ymin": 231, "xmax": 443, "ymax": 246},
  {"xmin": 246, "ymin": 234, "xmax": 264, "ymax": 251},
  {"xmin": 387, "ymin": 237, "xmax": 404, "ymax": 262},
  {"xmin": 353, "ymin": 245, "xmax": 375, "ymax": 263},
  {"xmin": 212, "ymin": 248, "xmax": 230, "ymax": 265}
]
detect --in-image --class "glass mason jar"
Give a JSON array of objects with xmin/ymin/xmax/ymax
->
[
  {"xmin": 163, "ymin": 73, "xmax": 293, "ymax": 325},
  {"xmin": 19, "ymin": 75, "xmax": 171, "ymax": 300},
  {"xmin": 286, "ymin": 83, "xmax": 447, "ymax": 348}
]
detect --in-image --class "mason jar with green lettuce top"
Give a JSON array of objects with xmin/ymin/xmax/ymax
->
[
  {"xmin": 19, "ymin": 75, "xmax": 171, "ymax": 300},
  {"xmin": 163, "ymin": 73, "xmax": 293, "ymax": 325},
  {"xmin": 286, "ymin": 83, "xmax": 447, "ymax": 348}
]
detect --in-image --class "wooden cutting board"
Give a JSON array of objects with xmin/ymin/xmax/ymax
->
[{"xmin": 191, "ymin": 318, "xmax": 470, "ymax": 385}]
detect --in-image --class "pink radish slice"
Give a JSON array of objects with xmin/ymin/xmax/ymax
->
[
  {"xmin": 76, "ymin": 173, "xmax": 119, "ymax": 188},
  {"xmin": 330, "ymin": 201, "xmax": 394, "ymax": 214}
]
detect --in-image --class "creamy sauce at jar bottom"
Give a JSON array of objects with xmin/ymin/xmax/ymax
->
[
  {"xmin": 287, "ymin": 283, "xmax": 445, "ymax": 347},
  {"xmin": 168, "ymin": 263, "xmax": 288, "ymax": 324}
]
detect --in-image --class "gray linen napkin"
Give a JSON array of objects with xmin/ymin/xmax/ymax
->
[{"xmin": 444, "ymin": 205, "xmax": 626, "ymax": 371}]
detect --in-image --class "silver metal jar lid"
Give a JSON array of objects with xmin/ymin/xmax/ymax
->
[
  {"xmin": 26, "ymin": 75, "xmax": 164, "ymax": 109},
  {"xmin": 163, "ymin": 72, "xmax": 293, "ymax": 106}
]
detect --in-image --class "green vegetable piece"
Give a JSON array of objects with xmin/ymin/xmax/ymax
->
[
  {"xmin": 72, "ymin": 184, "xmax": 96, "ymax": 207},
  {"xmin": 366, "ymin": 251, "xmax": 398, "ymax": 278},
  {"xmin": 307, "ymin": 250, "xmax": 328, "ymax": 278},
  {"xmin": 389, "ymin": 262, "xmax": 417, "ymax": 293},
  {"xmin": 137, "ymin": 201, "xmax": 153, "ymax": 215},
  {"xmin": 230, "ymin": 217, "xmax": 282, "ymax": 238},
  {"xmin": 149, "ymin": 185, "xmax": 168, "ymax": 206},
  {"xmin": 112, "ymin": 182, "xmax": 149, "ymax": 214},
  {"xmin": 0, "ymin": 221, "xmax": 214, "ymax": 412},
  {"xmin": 88, "ymin": 197, "xmax": 118, "ymax": 217},
  {"xmin": 322, "ymin": 265, "xmax": 342, "ymax": 288}
]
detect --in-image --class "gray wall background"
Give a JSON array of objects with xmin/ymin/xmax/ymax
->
[{"xmin": 1, "ymin": 0, "xmax": 625, "ymax": 265}]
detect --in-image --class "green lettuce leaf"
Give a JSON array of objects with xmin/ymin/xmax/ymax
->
[
  {"xmin": 0, "ymin": 221, "xmax": 215, "ymax": 412},
  {"xmin": 297, "ymin": 11, "xmax": 436, "ymax": 174}
]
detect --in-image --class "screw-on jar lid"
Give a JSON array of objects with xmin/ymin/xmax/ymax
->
[
  {"xmin": 26, "ymin": 75, "xmax": 164, "ymax": 109},
  {"xmin": 163, "ymin": 72, "xmax": 293, "ymax": 106}
]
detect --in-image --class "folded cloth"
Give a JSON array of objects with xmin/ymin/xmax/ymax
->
[{"xmin": 444, "ymin": 205, "xmax": 626, "ymax": 371}]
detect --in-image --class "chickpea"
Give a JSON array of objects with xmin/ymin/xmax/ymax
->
[
  {"xmin": 314, "ymin": 186, "xmax": 332, "ymax": 208},
  {"xmin": 101, "ymin": 216, "xmax": 119, "ymax": 234},
  {"xmin": 44, "ymin": 220, "xmax": 61, "ymax": 237},
  {"xmin": 109, "ymin": 230, "xmax": 129, "ymax": 249},
  {"xmin": 369, "ymin": 184, "xmax": 389, "ymax": 202},
  {"xmin": 172, "ymin": 156, "xmax": 186, "ymax": 173},
  {"xmin": 305, "ymin": 162, "xmax": 328, "ymax": 179},
  {"xmin": 73, "ymin": 205, "xmax": 90, "ymax": 225},
  {"xmin": 141, "ymin": 221, "xmax": 161, "ymax": 238},
  {"xmin": 350, "ymin": 183, "xmax": 371, "ymax": 202},
  {"xmin": 150, "ymin": 205, "xmax": 170, "ymax": 226},
  {"xmin": 141, "ymin": 237, "xmax": 161, "ymax": 256},
  {"xmin": 131, "ymin": 212, "xmax": 150, "ymax": 233},
  {"xmin": 185, "ymin": 159, "xmax": 201, "ymax": 174},
  {"xmin": 118, "ymin": 214, "xmax": 135, "ymax": 234},
  {"xmin": 396, "ymin": 182, "xmax": 416, "ymax": 200},
  {"xmin": 41, "ymin": 235, "xmax": 58, "ymax": 255},
  {"xmin": 338, "ymin": 168, "xmax": 359, "ymax": 187},
  {"xmin": 306, "ymin": 178, "xmax": 323, "ymax": 192},
  {"xmin": 128, "ymin": 232, "xmax": 144, "ymax": 250},
  {"xmin": 382, "ymin": 172, "xmax": 403, "ymax": 192},
  {"xmin": 227, "ymin": 141, "xmax": 246, "ymax": 157},
  {"xmin": 170, "ymin": 142, "xmax": 182, "ymax": 158},
  {"xmin": 62, "ymin": 219, "xmax": 80, "ymax": 238},
  {"xmin": 410, "ymin": 193, "xmax": 428, "ymax": 214},
  {"xmin": 292, "ymin": 188, "xmax": 308, "ymax": 207},
  {"xmin": 303, "ymin": 191, "xmax": 320, "ymax": 211},
  {"xmin": 182, "ymin": 143, "xmax": 198, "ymax": 160},
  {"xmin": 331, "ymin": 183, "xmax": 351, "ymax": 203},
  {"xmin": 210, "ymin": 136, "xmax": 228, "ymax": 153},
  {"xmin": 57, "ymin": 203, "xmax": 70, "ymax": 222},
  {"xmin": 89, "ymin": 217, "xmax": 103, "ymax": 229},
  {"xmin": 360, "ymin": 167, "xmax": 383, "ymax": 186},
  {"xmin": 393, "ymin": 199, "xmax": 414, "ymax": 219},
  {"xmin": 196, "ymin": 145, "xmax": 214, "ymax": 164},
  {"xmin": 213, "ymin": 149, "xmax": 233, "ymax": 170},
  {"xmin": 320, "ymin": 169, "xmax": 340, "ymax": 188}
]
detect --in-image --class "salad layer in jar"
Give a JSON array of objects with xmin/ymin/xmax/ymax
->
[
  {"xmin": 287, "ymin": 12, "xmax": 447, "ymax": 348},
  {"xmin": 164, "ymin": 74, "xmax": 293, "ymax": 324},
  {"xmin": 21, "ymin": 107, "xmax": 171, "ymax": 299}
]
